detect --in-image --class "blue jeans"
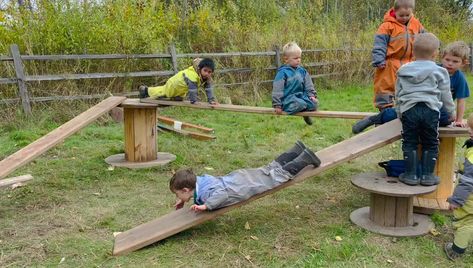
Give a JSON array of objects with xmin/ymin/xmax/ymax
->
[{"xmin": 400, "ymin": 102, "xmax": 439, "ymax": 155}]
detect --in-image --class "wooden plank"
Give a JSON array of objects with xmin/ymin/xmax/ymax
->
[
  {"xmin": 157, "ymin": 115, "xmax": 214, "ymax": 133},
  {"xmin": 0, "ymin": 174, "xmax": 33, "ymax": 188},
  {"xmin": 21, "ymin": 53, "xmax": 171, "ymax": 61},
  {"xmin": 157, "ymin": 124, "xmax": 216, "ymax": 141},
  {"xmin": 383, "ymin": 196, "xmax": 396, "ymax": 227},
  {"xmin": 25, "ymin": 71, "xmax": 174, "ymax": 82},
  {"xmin": 141, "ymin": 99, "xmax": 376, "ymax": 119},
  {"xmin": 10, "ymin": 44, "xmax": 31, "ymax": 115},
  {"xmin": 0, "ymin": 96, "xmax": 126, "ymax": 180},
  {"xmin": 113, "ymin": 119, "xmax": 403, "ymax": 255}
]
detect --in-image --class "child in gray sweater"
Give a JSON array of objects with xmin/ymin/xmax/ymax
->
[
  {"xmin": 170, "ymin": 141, "xmax": 321, "ymax": 211},
  {"xmin": 395, "ymin": 33, "xmax": 455, "ymax": 186}
]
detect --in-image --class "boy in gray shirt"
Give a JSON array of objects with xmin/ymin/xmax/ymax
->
[
  {"xmin": 170, "ymin": 141, "xmax": 321, "ymax": 211},
  {"xmin": 395, "ymin": 33, "xmax": 455, "ymax": 186}
]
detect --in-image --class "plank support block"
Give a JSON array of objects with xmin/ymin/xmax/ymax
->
[{"xmin": 351, "ymin": 172, "xmax": 435, "ymax": 237}]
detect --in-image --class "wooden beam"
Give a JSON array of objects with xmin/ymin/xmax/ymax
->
[
  {"xmin": 141, "ymin": 99, "xmax": 376, "ymax": 119},
  {"xmin": 112, "ymin": 119, "xmax": 402, "ymax": 256},
  {"xmin": 157, "ymin": 124, "xmax": 216, "ymax": 141},
  {"xmin": 0, "ymin": 174, "xmax": 33, "ymax": 188},
  {"xmin": 0, "ymin": 96, "xmax": 126, "ymax": 180},
  {"xmin": 157, "ymin": 115, "xmax": 214, "ymax": 133}
]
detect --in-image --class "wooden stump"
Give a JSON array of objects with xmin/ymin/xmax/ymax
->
[
  {"xmin": 350, "ymin": 172, "xmax": 436, "ymax": 237},
  {"xmin": 105, "ymin": 99, "xmax": 175, "ymax": 168}
]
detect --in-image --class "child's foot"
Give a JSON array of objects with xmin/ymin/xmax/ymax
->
[
  {"xmin": 282, "ymin": 148, "xmax": 321, "ymax": 175},
  {"xmin": 138, "ymin": 85, "xmax": 149, "ymax": 98},
  {"xmin": 275, "ymin": 141, "xmax": 307, "ymax": 165},
  {"xmin": 444, "ymin": 242, "xmax": 463, "ymax": 261},
  {"xmin": 303, "ymin": 116, "xmax": 313, "ymax": 125}
]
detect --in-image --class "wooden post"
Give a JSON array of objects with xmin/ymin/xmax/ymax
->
[
  {"xmin": 169, "ymin": 43, "xmax": 178, "ymax": 74},
  {"xmin": 10, "ymin": 44, "xmax": 31, "ymax": 115},
  {"xmin": 274, "ymin": 45, "xmax": 281, "ymax": 68}
]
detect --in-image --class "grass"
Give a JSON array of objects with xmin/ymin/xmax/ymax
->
[{"xmin": 1, "ymin": 76, "xmax": 473, "ymax": 267}]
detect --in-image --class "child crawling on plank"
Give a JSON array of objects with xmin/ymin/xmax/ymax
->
[{"xmin": 170, "ymin": 141, "xmax": 321, "ymax": 211}]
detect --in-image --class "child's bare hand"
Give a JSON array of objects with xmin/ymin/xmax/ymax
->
[
  {"xmin": 310, "ymin": 96, "xmax": 318, "ymax": 103},
  {"xmin": 174, "ymin": 200, "xmax": 185, "ymax": 210},
  {"xmin": 190, "ymin": 204, "xmax": 207, "ymax": 212},
  {"xmin": 274, "ymin": 107, "xmax": 283, "ymax": 115},
  {"xmin": 454, "ymin": 120, "xmax": 466, "ymax": 128},
  {"xmin": 448, "ymin": 203, "xmax": 459, "ymax": 210}
]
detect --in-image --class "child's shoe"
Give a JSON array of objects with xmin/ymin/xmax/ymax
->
[
  {"xmin": 275, "ymin": 141, "xmax": 307, "ymax": 165},
  {"xmin": 420, "ymin": 150, "xmax": 439, "ymax": 186},
  {"xmin": 398, "ymin": 150, "xmax": 419, "ymax": 185},
  {"xmin": 138, "ymin": 85, "xmax": 149, "ymax": 98},
  {"xmin": 282, "ymin": 148, "xmax": 321, "ymax": 175},
  {"xmin": 444, "ymin": 242, "xmax": 463, "ymax": 261},
  {"xmin": 303, "ymin": 116, "xmax": 313, "ymax": 125},
  {"xmin": 352, "ymin": 113, "xmax": 382, "ymax": 134}
]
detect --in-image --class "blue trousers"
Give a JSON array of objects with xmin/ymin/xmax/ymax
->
[{"xmin": 400, "ymin": 103, "xmax": 439, "ymax": 155}]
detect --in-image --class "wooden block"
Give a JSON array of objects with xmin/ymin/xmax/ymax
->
[{"xmin": 0, "ymin": 174, "xmax": 33, "ymax": 188}]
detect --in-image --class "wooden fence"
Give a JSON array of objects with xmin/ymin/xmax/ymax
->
[{"xmin": 1, "ymin": 43, "xmax": 471, "ymax": 115}]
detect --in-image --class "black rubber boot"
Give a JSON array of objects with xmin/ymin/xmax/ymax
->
[
  {"xmin": 303, "ymin": 116, "xmax": 313, "ymax": 125},
  {"xmin": 399, "ymin": 150, "xmax": 419, "ymax": 186},
  {"xmin": 138, "ymin": 85, "xmax": 149, "ymax": 98},
  {"xmin": 282, "ymin": 148, "xmax": 321, "ymax": 175},
  {"xmin": 420, "ymin": 150, "xmax": 440, "ymax": 186},
  {"xmin": 352, "ymin": 113, "xmax": 383, "ymax": 134},
  {"xmin": 275, "ymin": 141, "xmax": 307, "ymax": 165},
  {"xmin": 170, "ymin": 96, "xmax": 184, "ymax": 101}
]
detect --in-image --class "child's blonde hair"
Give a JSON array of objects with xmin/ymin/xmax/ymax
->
[
  {"xmin": 282, "ymin": 42, "xmax": 302, "ymax": 57},
  {"xmin": 468, "ymin": 113, "xmax": 473, "ymax": 130},
  {"xmin": 442, "ymin": 41, "xmax": 471, "ymax": 61},
  {"xmin": 394, "ymin": 0, "xmax": 415, "ymax": 10},
  {"xmin": 413, "ymin": 33, "xmax": 439, "ymax": 59}
]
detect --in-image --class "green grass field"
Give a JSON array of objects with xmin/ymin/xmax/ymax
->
[{"xmin": 1, "ymin": 77, "xmax": 473, "ymax": 267}]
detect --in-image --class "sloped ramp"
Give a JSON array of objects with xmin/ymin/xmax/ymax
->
[
  {"xmin": 0, "ymin": 96, "xmax": 126, "ymax": 180},
  {"xmin": 113, "ymin": 119, "xmax": 402, "ymax": 256}
]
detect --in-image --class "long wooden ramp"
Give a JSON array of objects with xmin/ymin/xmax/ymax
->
[
  {"xmin": 141, "ymin": 99, "xmax": 375, "ymax": 119},
  {"xmin": 113, "ymin": 119, "xmax": 402, "ymax": 256},
  {"xmin": 0, "ymin": 96, "xmax": 126, "ymax": 180}
]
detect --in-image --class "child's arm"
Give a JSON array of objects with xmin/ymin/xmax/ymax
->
[
  {"xmin": 193, "ymin": 187, "xmax": 229, "ymax": 211},
  {"xmin": 448, "ymin": 174, "xmax": 473, "ymax": 208},
  {"xmin": 272, "ymin": 71, "xmax": 286, "ymax": 114},
  {"xmin": 204, "ymin": 83, "xmax": 218, "ymax": 105},
  {"xmin": 372, "ymin": 23, "xmax": 390, "ymax": 68},
  {"xmin": 455, "ymin": 98, "xmax": 466, "ymax": 127},
  {"xmin": 184, "ymin": 75, "xmax": 199, "ymax": 104},
  {"xmin": 303, "ymin": 71, "xmax": 318, "ymax": 105},
  {"xmin": 439, "ymin": 71, "xmax": 456, "ymax": 120}
]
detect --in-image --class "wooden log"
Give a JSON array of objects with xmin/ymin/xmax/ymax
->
[
  {"xmin": 0, "ymin": 96, "xmax": 126, "ymax": 179},
  {"xmin": 0, "ymin": 174, "xmax": 33, "ymax": 188},
  {"xmin": 113, "ymin": 119, "xmax": 403, "ymax": 255}
]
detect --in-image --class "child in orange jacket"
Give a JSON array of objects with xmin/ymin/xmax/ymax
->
[{"xmin": 372, "ymin": 0, "xmax": 425, "ymax": 110}]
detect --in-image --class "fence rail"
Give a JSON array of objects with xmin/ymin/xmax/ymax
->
[{"xmin": 7, "ymin": 43, "xmax": 470, "ymax": 115}]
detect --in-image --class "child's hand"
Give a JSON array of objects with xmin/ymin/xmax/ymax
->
[
  {"xmin": 174, "ymin": 199, "xmax": 185, "ymax": 210},
  {"xmin": 454, "ymin": 120, "xmax": 466, "ymax": 128},
  {"xmin": 448, "ymin": 203, "xmax": 459, "ymax": 210},
  {"xmin": 190, "ymin": 204, "xmax": 207, "ymax": 212},
  {"xmin": 274, "ymin": 107, "xmax": 283, "ymax": 115},
  {"xmin": 310, "ymin": 96, "xmax": 318, "ymax": 103}
]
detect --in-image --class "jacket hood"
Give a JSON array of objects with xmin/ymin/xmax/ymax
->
[
  {"xmin": 397, "ymin": 61, "xmax": 436, "ymax": 84},
  {"xmin": 383, "ymin": 8, "xmax": 419, "ymax": 26}
]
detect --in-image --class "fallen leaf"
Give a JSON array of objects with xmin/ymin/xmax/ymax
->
[
  {"xmin": 335, "ymin": 236, "xmax": 343, "ymax": 241},
  {"xmin": 59, "ymin": 257, "xmax": 66, "ymax": 264},
  {"xmin": 387, "ymin": 259, "xmax": 393, "ymax": 264},
  {"xmin": 93, "ymin": 192, "xmax": 101, "ymax": 196},
  {"xmin": 244, "ymin": 255, "xmax": 251, "ymax": 261},
  {"xmin": 204, "ymin": 167, "xmax": 214, "ymax": 171},
  {"xmin": 295, "ymin": 205, "xmax": 300, "ymax": 209},
  {"xmin": 107, "ymin": 166, "xmax": 115, "ymax": 171},
  {"xmin": 244, "ymin": 222, "xmax": 250, "ymax": 230},
  {"xmin": 113, "ymin": 232, "xmax": 122, "ymax": 237},
  {"xmin": 250, "ymin": 235, "xmax": 259, "ymax": 240},
  {"xmin": 430, "ymin": 228, "xmax": 440, "ymax": 236},
  {"xmin": 11, "ymin": 183, "xmax": 24, "ymax": 189}
]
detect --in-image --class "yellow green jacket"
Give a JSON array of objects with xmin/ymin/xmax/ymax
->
[
  {"xmin": 148, "ymin": 66, "xmax": 214, "ymax": 103},
  {"xmin": 449, "ymin": 145, "xmax": 473, "ymax": 218}
]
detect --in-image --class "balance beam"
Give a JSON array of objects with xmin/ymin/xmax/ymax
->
[
  {"xmin": 0, "ymin": 96, "xmax": 126, "ymax": 180},
  {"xmin": 113, "ymin": 119, "xmax": 402, "ymax": 256},
  {"xmin": 140, "ymin": 99, "xmax": 376, "ymax": 119}
]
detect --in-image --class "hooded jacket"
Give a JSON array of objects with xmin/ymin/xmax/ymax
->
[
  {"xmin": 395, "ymin": 60, "xmax": 455, "ymax": 118},
  {"xmin": 272, "ymin": 65, "xmax": 316, "ymax": 109}
]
